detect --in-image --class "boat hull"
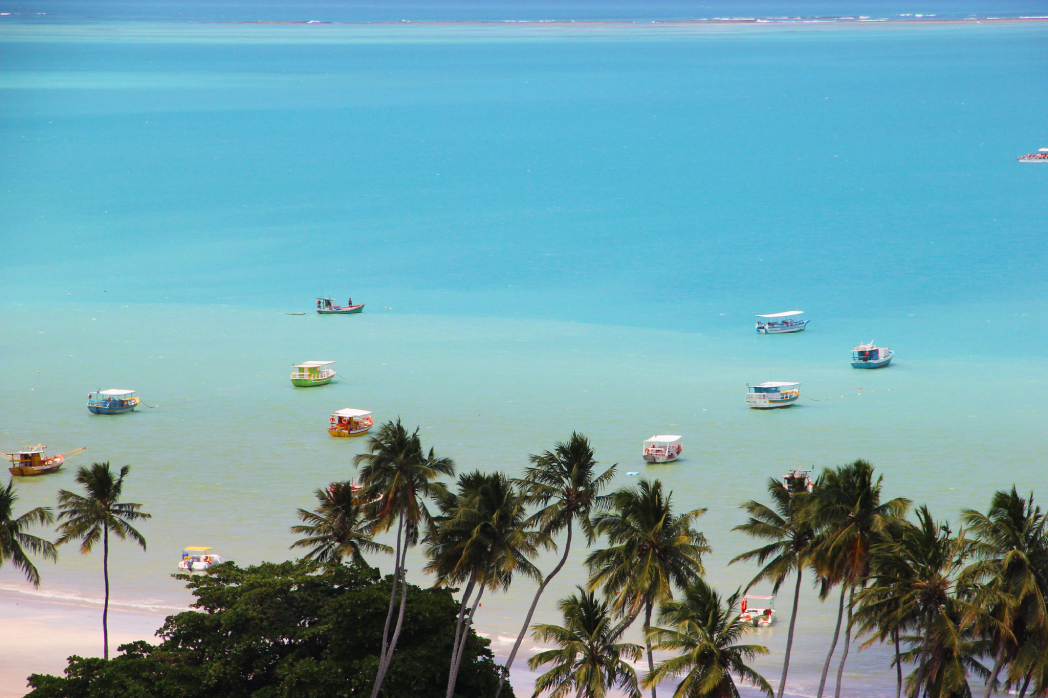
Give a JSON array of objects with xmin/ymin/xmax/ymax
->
[
  {"xmin": 746, "ymin": 395, "xmax": 799, "ymax": 409},
  {"xmin": 643, "ymin": 453, "xmax": 679, "ymax": 464},
  {"xmin": 291, "ymin": 377, "xmax": 333, "ymax": 387},
  {"xmin": 317, "ymin": 304, "xmax": 364, "ymax": 315},
  {"xmin": 88, "ymin": 404, "xmax": 137, "ymax": 414},
  {"xmin": 9, "ymin": 456, "xmax": 63, "ymax": 477},
  {"xmin": 756, "ymin": 320, "xmax": 809, "ymax": 334},
  {"xmin": 328, "ymin": 426, "xmax": 373, "ymax": 437},
  {"xmin": 852, "ymin": 355, "xmax": 893, "ymax": 369}
]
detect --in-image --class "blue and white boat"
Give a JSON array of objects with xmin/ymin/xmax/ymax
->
[
  {"xmin": 851, "ymin": 342, "xmax": 893, "ymax": 369},
  {"xmin": 755, "ymin": 311, "xmax": 809, "ymax": 334},
  {"xmin": 746, "ymin": 382, "xmax": 800, "ymax": 409},
  {"xmin": 87, "ymin": 389, "xmax": 141, "ymax": 415}
]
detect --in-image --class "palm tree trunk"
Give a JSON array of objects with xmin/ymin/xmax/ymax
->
[
  {"xmin": 912, "ymin": 612, "xmax": 935, "ymax": 698},
  {"xmin": 983, "ymin": 645, "xmax": 1005, "ymax": 698},
  {"xmin": 893, "ymin": 629, "xmax": 902, "ymax": 698},
  {"xmin": 446, "ymin": 583, "xmax": 486, "ymax": 698},
  {"xmin": 776, "ymin": 569, "xmax": 803, "ymax": 698},
  {"xmin": 102, "ymin": 525, "xmax": 110, "ymax": 660},
  {"xmin": 645, "ymin": 598, "xmax": 656, "ymax": 698},
  {"xmin": 448, "ymin": 575, "xmax": 477, "ymax": 683},
  {"xmin": 1017, "ymin": 672, "xmax": 1031, "ymax": 698},
  {"xmin": 379, "ymin": 515, "xmax": 405, "ymax": 661},
  {"xmin": 371, "ymin": 530, "xmax": 410, "ymax": 698},
  {"xmin": 833, "ymin": 587, "xmax": 854, "ymax": 698},
  {"xmin": 496, "ymin": 523, "xmax": 573, "ymax": 698},
  {"xmin": 816, "ymin": 585, "xmax": 847, "ymax": 698}
]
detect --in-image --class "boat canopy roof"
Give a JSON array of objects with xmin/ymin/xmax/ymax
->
[
  {"xmin": 97, "ymin": 389, "xmax": 135, "ymax": 396},
  {"xmin": 754, "ymin": 381, "xmax": 800, "ymax": 388},
  {"xmin": 756, "ymin": 310, "xmax": 803, "ymax": 318},
  {"xmin": 645, "ymin": 435, "xmax": 682, "ymax": 444},
  {"xmin": 294, "ymin": 361, "xmax": 335, "ymax": 368},
  {"xmin": 184, "ymin": 546, "xmax": 212, "ymax": 552},
  {"xmin": 744, "ymin": 595, "xmax": 774, "ymax": 600},
  {"xmin": 1040, "ymin": 148, "xmax": 1048, "ymax": 153},
  {"xmin": 333, "ymin": 408, "xmax": 372, "ymax": 418}
]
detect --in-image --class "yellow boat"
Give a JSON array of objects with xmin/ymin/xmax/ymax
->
[
  {"xmin": 5, "ymin": 445, "xmax": 86, "ymax": 476},
  {"xmin": 328, "ymin": 409, "xmax": 373, "ymax": 437}
]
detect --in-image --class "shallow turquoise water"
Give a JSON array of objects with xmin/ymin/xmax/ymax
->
[{"xmin": 1, "ymin": 18, "xmax": 1047, "ymax": 696}]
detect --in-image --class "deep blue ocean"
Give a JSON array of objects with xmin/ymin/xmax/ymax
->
[{"xmin": 1, "ymin": 3, "xmax": 1047, "ymax": 696}]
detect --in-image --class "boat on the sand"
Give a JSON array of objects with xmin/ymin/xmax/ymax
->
[{"xmin": 5, "ymin": 445, "xmax": 86, "ymax": 476}]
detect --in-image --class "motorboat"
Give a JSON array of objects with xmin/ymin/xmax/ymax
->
[
  {"xmin": 755, "ymin": 311, "xmax": 808, "ymax": 334},
  {"xmin": 740, "ymin": 595, "xmax": 775, "ymax": 627},
  {"xmin": 291, "ymin": 361, "xmax": 336, "ymax": 387},
  {"xmin": 851, "ymin": 342, "xmax": 893, "ymax": 369},
  {"xmin": 87, "ymin": 389, "xmax": 141, "ymax": 415},
  {"xmin": 643, "ymin": 435, "xmax": 683, "ymax": 464},
  {"xmin": 178, "ymin": 546, "xmax": 222, "ymax": 571},
  {"xmin": 5, "ymin": 445, "xmax": 85, "ymax": 477},
  {"xmin": 746, "ymin": 382, "xmax": 800, "ymax": 409},
  {"xmin": 317, "ymin": 297, "xmax": 364, "ymax": 314},
  {"xmin": 1018, "ymin": 148, "xmax": 1048, "ymax": 162},
  {"xmin": 328, "ymin": 408, "xmax": 374, "ymax": 437},
  {"xmin": 781, "ymin": 468, "xmax": 814, "ymax": 495}
]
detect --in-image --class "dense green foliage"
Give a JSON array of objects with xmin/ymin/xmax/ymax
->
[{"xmin": 25, "ymin": 560, "xmax": 512, "ymax": 698}]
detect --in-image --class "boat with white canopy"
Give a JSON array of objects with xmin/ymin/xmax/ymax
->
[
  {"xmin": 642, "ymin": 435, "xmax": 682, "ymax": 464},
  {"xmin": 328, "ymin": 408, "xmax": 374, "ymax": 437},
  {"xmin": 851, "ymin": 342, "xmax": 893, "ymax": 369},
  {"xmin": 1018, "ymin": 148, "xmax": 1048, "ymax": 163},
  {"xmin": 746, "ymin": 382, "xmax": 800, "ymax": 409},
  {"xmin": 178, "ymin": 546, "xmax": 222, "ymax": 571},
  {"xmin": 740, "ymin": 595, "xmax": 776, "ymax": 627},
  {"xmin": 87, "ymin": 389, "xmax": 141, "ymax": 415},
  {"xmin": 291, "ymin": 361, "xmax": 336, "ymax": 387},
  {"xmin": 755, "ymin": 311, "xmax": 808, "ymax": 334}
]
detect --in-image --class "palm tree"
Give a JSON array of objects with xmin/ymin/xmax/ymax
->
[
  {"xmin": 290, "ymin": 481, "xmax": 392, "ymax": 566},
  {"xmin": 424, "ymin": 470, "xmax": 545, "ymax": 698},
  {"xmin": 730, "ymin": 476, "xmax": 815, "ymax": 698},
  {"xmin": 586, "ymin": 479, "xmax": 709, "ymax": 698},
  {"xmin": 0, "ymin": 479, "xmax": 58, "ymax": 587},
  {"xmin": 529, "ymin": 587, "xmax": 643, "ymax": 698},
  {"xmin": 807, "ymin": 460, "xmax": 910, "ymax": 698},
  {"xmin": 896, "ymin": 600, "xmax": 989, "ymax": 698},
  {"xmin": 55, "ymin": 462, "xmax": 150, "ymax": 660},
  {"xmin": 644, "ymin": 576, "xmax": 773, "ymax": 698},
  {"xmin": 496, "ymin": 433, "xmax": 616, "ymax": 697},
  {"xmin": 355, "ymin": 419, "xmax": 455, "ymax": 698},
  {"xmin": 960, "ymin": 487, "xmax": 1048, "ymax": 698},
  {"xmin": 853, "ymin": 506, "xmax": 972, "ymax": 697}
]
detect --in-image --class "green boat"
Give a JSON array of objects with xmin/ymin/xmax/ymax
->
[{"xmin": 290, "ymin": 361, "xmax": 336, "ymax": 387}]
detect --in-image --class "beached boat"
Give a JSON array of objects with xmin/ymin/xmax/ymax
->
[
  {"xmin": 643, "ymin": 435, "xmax": 683, "ymax": 463},
  {"xmin": 851, "ymin": 342, "xmax": 893, "ymax": 369},
  {"xmin": 1018, "ymin": 148, "xmax": 1048, "ymax": 162},
  {"xmin": 746, "ymin": 382, "xmax": 800, "ymax": 409},
  {"xmin": 291, "ymin": 361, "xmax": 336, "ymax": 387},
  {"xmin": 317, "ymin": 297, "xmax": 364, "ymax": 314},
  {"xmin": 740, "ymin": 595, "xmax": 775, "ymax": 627},
  {"xmin": 328, "ymin": 408, "xmax": 374, "ymax": 437},
  {"xmin": 755, "ymin": 311, "xmax": 808, "ymax": 334},
  {"xmin": 5, "ymin": 445, "xmax": 85, "ymax": 477},
  {"xmin": 87, "ymin": 389, "xmax": 141, "ymax": 414},
  {"xmin": 178, "ymin": 546, "xmax": 222, "ymax": 571}
]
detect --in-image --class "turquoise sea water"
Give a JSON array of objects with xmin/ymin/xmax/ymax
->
[{"xmin": 2, "ymin": 15, "xmax": 1047, "ymax": 696}]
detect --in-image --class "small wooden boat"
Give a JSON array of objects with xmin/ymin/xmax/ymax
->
[
  {"xmin": 291, "ymin": 361, "xmax": 336, "ymax": 387},
  {"xmin": 87, "ymin": 390, "xmax": 140, "ymax": 414},
  {"xmin": 178, "ymin": 546, "xmax": 222, "ymax": 571},
  {"xmin": 286, "ymin": 312, "xmax": 306, "ymax": 315},
  {"xmin": 755, "ymin": 311, "xmax": 809, "ymax": 334},
  {"xmin": 740, "ymin": 595, "xmax": 775, "ymax": 627},
  {"xmin": 746, "ymin": 382, "xmax": 800, "ymax": 409},
  {"xmin": 643, "ymin": 435, "xmax": 682, "ymax": 464},
  {"xmin": 328, "ymin": 408, "xmax": 374, "ymax": 437},
  {"xmin": 317, "ymin": 297, "xmax": 364, "ymax": 314},
  {"xmin": 5, "ymin": 445, "xmax": 85, "ymax": 477},
  {"xmin": 851, "ymin": 342, "xmax": 893, "ymax": 369}
]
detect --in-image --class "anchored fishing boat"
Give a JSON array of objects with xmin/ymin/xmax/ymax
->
[
  {"xmin": 851, "ymin": 342, "xmax": 893, "ymax": 369},
  {"xmin": 1018, "ymin": 148, "xmax": 1048, "ymax": 162},
  {"xmin": 87, "ymin": 389, "xmax": 141, "ymax": 415},
  {"xmin": 782, "ymin": 468, "xmax": 814, "ymax": 495},
  {"xmin": 642, "ymin": 435, "xmax": 683, "ymax": 464},
  {"xmin": 755, "ymin": 311, "xmax": 808, "ymax": 334},
  {"xmin": 317, "ymin": 297, "xmax": 364, "ymax": 314},
  {"xmin": 291, "ymin": 361, "xmax": 336, "ymax": 387},
  {"xmin": 746, "ymin": 382, "xmax": 800, "ymax": 409},
  {"xmin": 5, "ymin": 445, "xmax": 85, "ymax": 477},
  {"xmin": 178, "ymin": 546, "xmax": 222, "ymax": 571},
  {"xmin": 328, "ymin": 408, "xmax": 374, "ymax": 437},
  {"xmin": 740, "ymin": 595, "xmax": 776, "ymax": 627}
]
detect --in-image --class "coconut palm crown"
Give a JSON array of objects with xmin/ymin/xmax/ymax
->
[
  {"xmin": 0, "ymin": 478, "xmax": 58, "ymax": 587},
  {"xmin": 290, "ymin": 481, "xmax": 391, "ymax": 566}
]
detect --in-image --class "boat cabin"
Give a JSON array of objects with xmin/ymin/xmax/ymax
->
[
  {"xmin": 851, "ymin": 342, "xmax": 894, "ymax": 369},
  {"xmin": 328, "ymin": 408, "xmax": 374, "ymax": 437},
  {"xmin": 745, "ymin": 382, "xmax": 801, "ymax": 409},
  {"xmin": 781, "ymin": 468, "xmax": 814, "ymax": 495},
  {"xmin": 643, "ymin": 435, "xmax": 683, "ymax": 464},
  {"xmin": 291, "ymin": 361, "xmax": 336, "ymax": 387},
  {"xmin": 87, "ymin": 389, "xmax": 140, "ymax": 414}
]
